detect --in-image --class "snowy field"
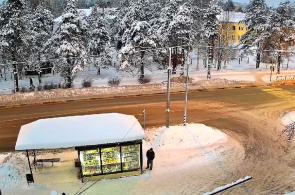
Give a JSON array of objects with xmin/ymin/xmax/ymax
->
[
  {"xmin": 2, "ymin": 53, "xmax": 295, "ymax": 95},
  {"xmin": 0, "ymin": 123, "xmax": 245, "ymax": 195}
]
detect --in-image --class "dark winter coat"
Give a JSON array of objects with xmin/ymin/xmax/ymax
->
[{"xmin": 146, "ymin": 149, "xmax": 155, "ymax": 160}]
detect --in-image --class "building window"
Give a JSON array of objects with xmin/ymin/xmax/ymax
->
[
  {"xmin": 238, "ymin": 36, "xmax": 242, "ymax": 41},
  {"xmin": 232, "ymin": 26, "xmax": 236, "ymax": 30},
  {"xmin": 239, "ymin": 26, "xmax": 244, "ymax": 30},
  {"xmin": 232, "ymin": 35, "xmax": 236, "ymax": 42}
]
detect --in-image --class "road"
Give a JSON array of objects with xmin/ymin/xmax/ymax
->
[
  {"xmin": 0, "ymin": 85, "xmax": 292, "ymax": 152},
  {"xmin": 2, "ymin": 85, "xmax": 295, "ymax": 194}
]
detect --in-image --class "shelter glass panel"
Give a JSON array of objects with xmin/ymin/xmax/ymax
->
[
  {"xmin": 121, "ymin": 144, "xmax": 140, "ymax": 171},
  {"xmin": 80, "ymin": 149, "xmax": 101, "ymax": 176},
  {"xmin": 101, "ymin": 147, "xmax": 121, "ymax": 173}
]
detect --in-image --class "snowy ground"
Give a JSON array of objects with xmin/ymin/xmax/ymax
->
[
  {"xmin": 1, "ymin": 53, "xmax": 295, "ymax": 95},
  {"xmin": 0, "ymin": 123, "xmax": 245, "ymax": 195}
]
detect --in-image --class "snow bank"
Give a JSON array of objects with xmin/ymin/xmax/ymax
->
[
  {"xmin": 0, "ymin": 154, "xmax": 26, "ymax": 190},
  {"xmin": 159, "ymin": 124, "xmax": 228, "ymax": 150},
  {"xmin": 281, "ymin": 111, "xmax": 295, "ymax": 126},
  {"xmin": 0, "ymin": 165, "xmax": 22, "ymax": 189}
]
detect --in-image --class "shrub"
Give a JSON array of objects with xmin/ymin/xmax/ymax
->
[
  {"xmin": 37, "ymin": 85, "xmax": 43, "ymax": 91},
  {"xmin": 138, "ymin": 75, "xmax": 152, "ymax": 84},
  {"xmin": 51, "ymin": 83, "xmax": 58, "ymax": 90},
  {"xmin": 63, "ymin": 82, "xmax": 73, "ymax": 89},
  {"xmin": 28, "ymin": 86, "xmax": 35, "ymax": 92},
  {"xmin": 82, "ymin": 77, "xmax": 93, "ymax": 88},
  {"xmin": 43, "ymin": 82, "xmax": 50, "ymax": 90},
  {"xmin": 108, "ymin": 76, "xmax": 121, "ymax": 87},
  {"xmin": 20, "ymin": 86, "xmax": 27, "ymax": 93}
]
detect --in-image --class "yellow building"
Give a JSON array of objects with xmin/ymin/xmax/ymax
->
[{"xmin": 217, "ymin": 11, "xmax": 247, "ymax": 44}]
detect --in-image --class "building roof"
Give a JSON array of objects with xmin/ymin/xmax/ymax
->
[
  {"xmin": 54, "ymin": 9, "xmax": 92, "ymax": 23},
  {"xmin": 217, "ymin": 11, "xmax": 246, "ymax": 23},
  {"xmin": 15, "ymin": 113, "xmax": 145, "ymax": 150}
]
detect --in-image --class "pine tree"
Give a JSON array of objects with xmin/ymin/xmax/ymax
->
[
  {"xmin": 240, "ymin": 0, "xmax": 269, "ymax": 69},
  {"xmin": 223, "ymin": 0, "xmax": 235, "ymax": 11},
  {"xmin": 44, "ymin": 0, "xmax": 87, "ymax": 87},
  {"xmin": 87, "ymin": 2, "xmax": 112, "ymax": 75},
  {"xmin": 27, "ymin": 3, "xmax": 54, "ymax": 73},
  {"xmin": 0, "ymin": 0, "xmax": 28, "ymax": 91},
  {"xmin": 268, "ymin": 1, "xmax": 295, "ymax": 74},
  {"xmin": 121, "ymin": 21, "xmax": 156, "ymax": 78},
  {"xmin": 119, "ymin": 0, "xmax": 158, "ymax": 78},
  {"xmin": 202, "ymin": 1, "xmax": 221, "ymax": 78}
]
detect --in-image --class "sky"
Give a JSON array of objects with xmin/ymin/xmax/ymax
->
[{"xmin": 235, "ymin": 0, "xmax": 295, "ymax": 7}]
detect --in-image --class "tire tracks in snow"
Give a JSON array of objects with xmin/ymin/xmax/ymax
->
[{"xmin": 185, "ymin": 126, "xmax": 252, "ymax": 194}]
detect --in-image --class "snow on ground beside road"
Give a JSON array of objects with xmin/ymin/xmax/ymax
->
[
  {"xmin": 2, "ymin": 53, "xmax": 295, "ymax": 95},
  {"xmin": 0, "ymin": 153, "xmax": 27, "ymax": 190},
  {"xmin": 0, "ymin": 123, "xmax": 239, "ymax": 195},
  {"xmin": 282, "ymin": 111, "xmax": 295, "ymax": 126}
]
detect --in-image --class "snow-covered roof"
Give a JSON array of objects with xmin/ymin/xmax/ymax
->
[
  {"xmin": 54, "ymin": 9, "xmax": 92, "ymax": 23},
  {"xmin": 217, "ymin": 11, "xmax": 246, "ymax": 23},
  {"xmin": 15, "ymin": 113, "xmax": 145, "ymax": 150},
  {"xmin": 53, "ymin": 8, "xmax": 116, "ymax": 23}
]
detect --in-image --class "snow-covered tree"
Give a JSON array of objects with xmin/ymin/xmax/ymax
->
[
  {"xmin": 87, "ymin": 2, "xmax": 111, "ymax": 75},
  {"xmin": 240, "ymin": 0, "xmax": 269, "ymax": 69},
  {"xmin": 121, "ymin": 21, "xmax": 156, "ymax": 78},
  {"xmin": 45, "ymin": 0, "xmax": 87, "ymax": 87},
  {"xmin": 119, "ymin": 0, "xmax": 159, "ymax": 78},
  {"xmin": 0, "ymin": 0, "xmax": 29, "ymax": 91},
  {"xmin": 26, "ymin": 3, "xmax": 54, "ymax": 72},
  {"xmin": 202, "ymin": 1, "xmax": 221, "ymax": 78},
  {"xmin": 166, "ymin": 2, "xmax": 193, "ymax": 74},
  {"xmin": 267, "ymin": 1, "xmax": 295, "ymax": 73},
  {"xmin": 223, "ymin": 0, "xmax": 235, "ymax": 11}
]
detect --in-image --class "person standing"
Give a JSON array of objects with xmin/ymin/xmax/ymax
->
[{"xmin": 146, "ymin": 148, "xmax": 155, "ymax": 170}]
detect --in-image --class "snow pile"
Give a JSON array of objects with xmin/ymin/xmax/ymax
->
[
  {"xmin": 159, "ymin": 124, "xmax": 228, "ymax": 150},
  {"xmin": 0, "ymin": 154, "xmax": 26, "ymax": 189},
  {"xmin": 281, "ymin": 111, "xmax": 295, "ymax": 126}
]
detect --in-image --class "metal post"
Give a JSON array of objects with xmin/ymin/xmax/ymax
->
[
  {"xmin": 166, "ymin": 48, "xmax": 172, "ymax": 128},
  {"xmin": 143, "ymin": 109, "xmax": 146, "ymax": 131},
  {"xmin": 183, "ymin": 46, "xmax": 190, "ymax": 126},
  {"xmin": 26, "ymin": 150, "xmax": 34, "ymax": 184},
  {"xmin": 208, "ymin": 35, "xmax": 214, "ymax": 79},
  {"xmin": 270, "ymin": 65, "xmax": 273, "ymax": 81}
]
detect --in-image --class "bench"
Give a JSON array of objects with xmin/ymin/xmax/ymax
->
[{"xmin": 35, "ymin": 158, "xmax": 60, "ymax": 167}]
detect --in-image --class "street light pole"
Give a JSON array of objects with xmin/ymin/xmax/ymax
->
[
  {"xmin": 183, "ymin": 46, "xmax": 191, "ymax": 126},
  {"xmin": 166, "ymin": 47, "xmax": 172, "ymax": 128}
]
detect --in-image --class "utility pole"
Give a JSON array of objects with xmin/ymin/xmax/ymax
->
[
  {"xmin": 208, "ymin": 35, "xmax": 214, "ymax": 79},
  {"xmin": 13, "ymin": 63, "xmax": 19, "ymax": 93},
  {"xmin": 277, "ymin": 52, "xmax": 281, "ymax": 74},
  {"xmin": 183, "ymin": 46, "xmax": 191, "ymax": 126},
  {"xmin": 143, "ymin": 109, "xmax": 146, "ymax": 131},
  {"xmin": 166, "ymin": 48, "xmax": 172, "ymax": 128}
]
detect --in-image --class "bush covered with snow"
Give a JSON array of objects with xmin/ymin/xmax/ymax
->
[
  {"xmin": 108, "ymin": 76, "xmax": 121, "ymax": 87},
  {"xmin": 138, "ymin": 75, "xmax": 152, "ymax": 84},
  {"xmin": 81, "ymin": 77, "xmax": 93, "ymax": 88}
]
